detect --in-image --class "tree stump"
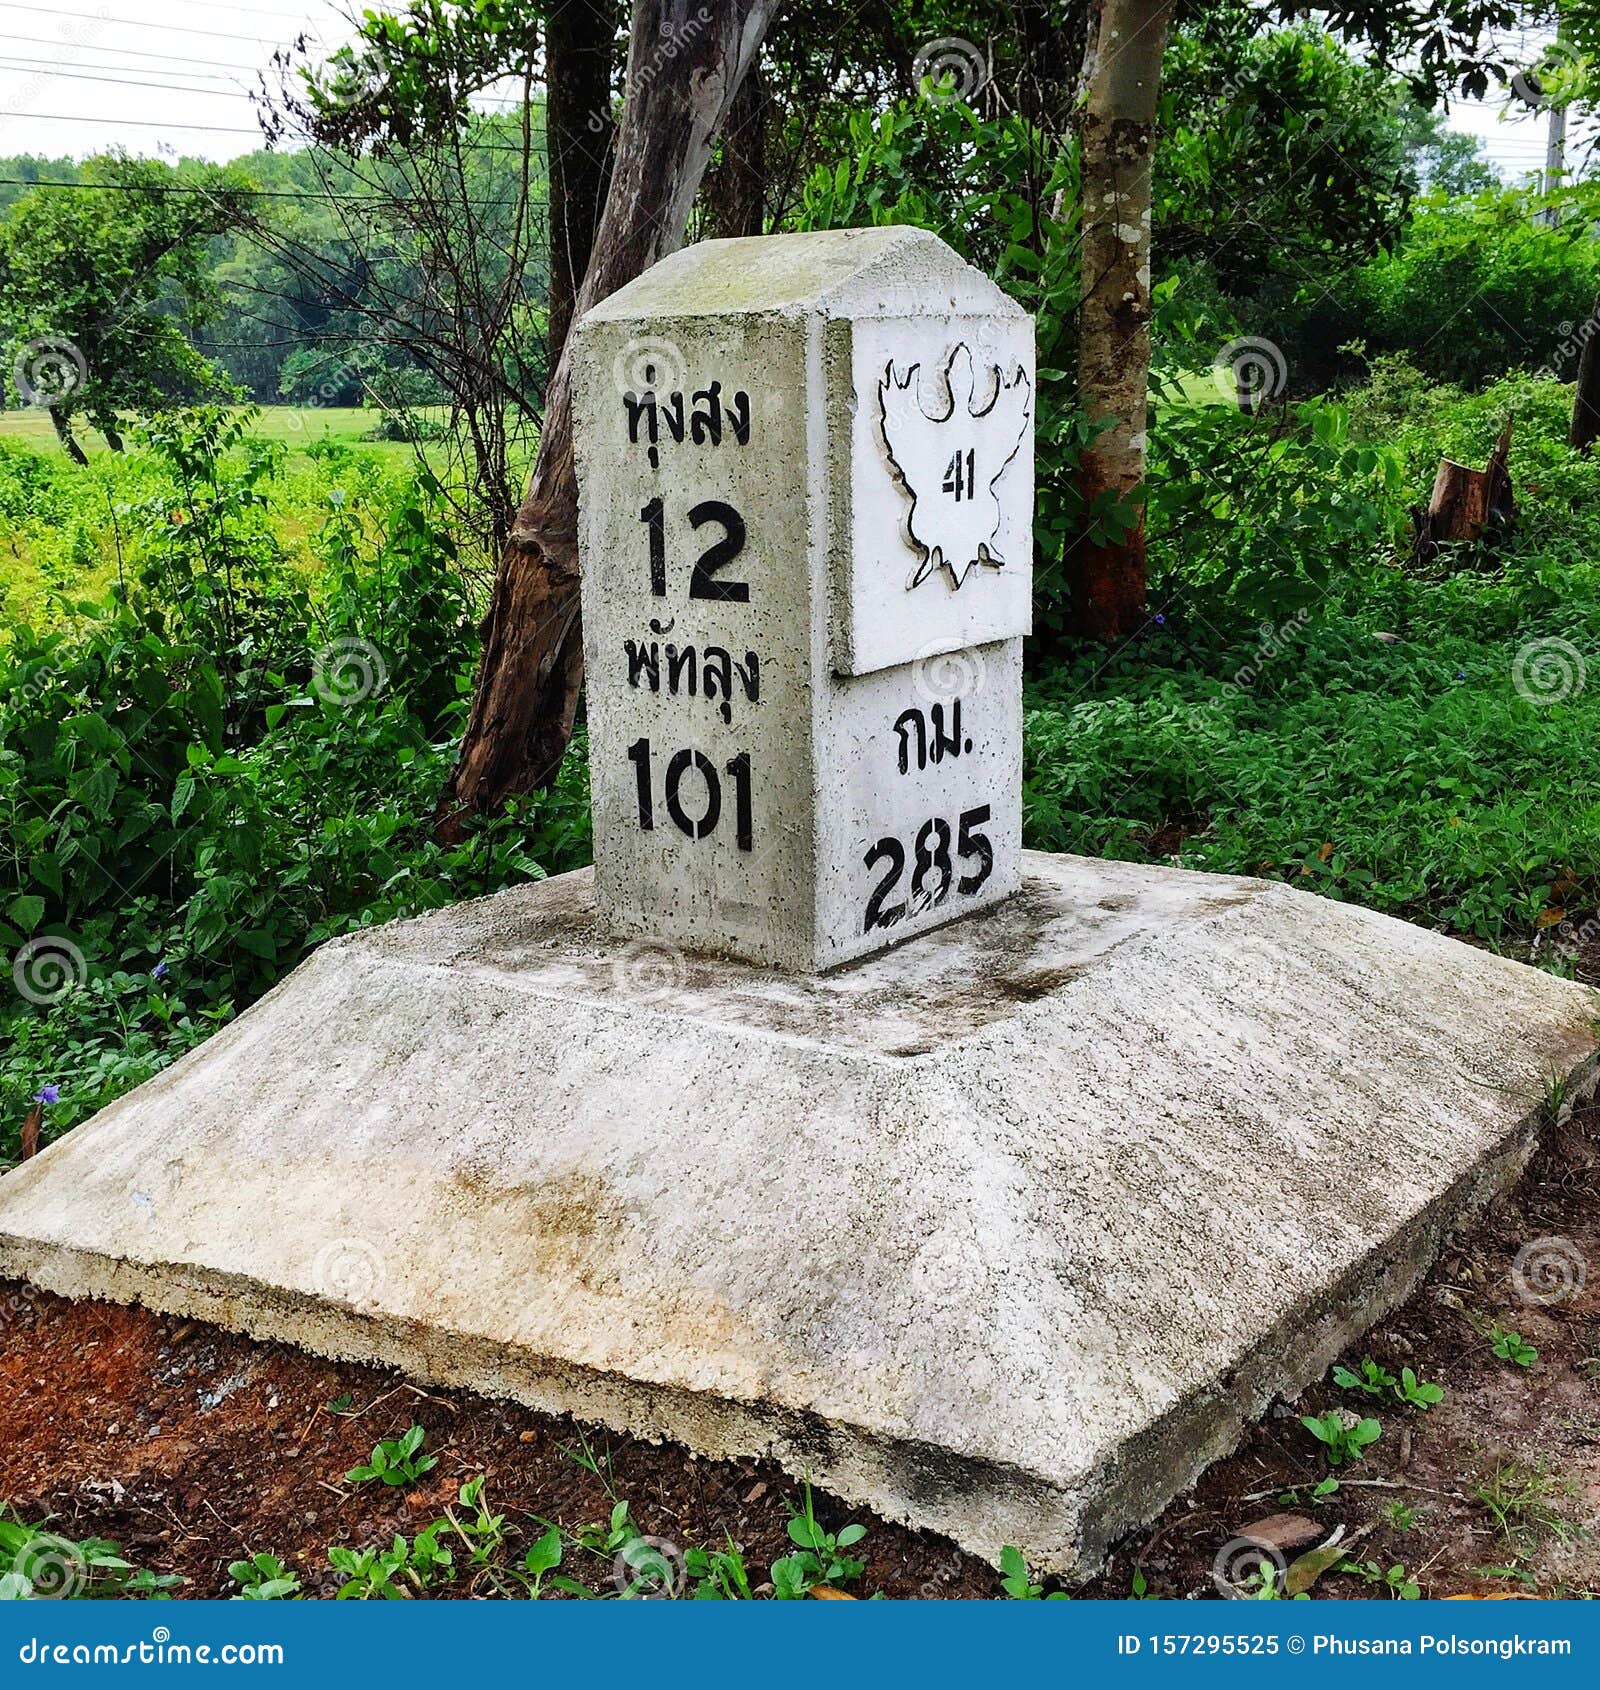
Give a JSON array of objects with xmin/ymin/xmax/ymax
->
[{"xmin": 1410, "ymin": 413, "xmax": 1516, "ymax": 566}]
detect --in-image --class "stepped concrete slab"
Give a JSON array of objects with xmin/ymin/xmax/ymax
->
[{"xmin": 0, "ymin": 853, "xmax": 1593, "ymax": 1576}]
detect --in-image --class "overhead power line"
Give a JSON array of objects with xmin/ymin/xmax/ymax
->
[
  {"xmin": 0, "ymin": 174, "xmax": 544, "ymax": 213},
  {"xmin": 0, "ymin": 62, "xmax": 255, "ymax": 94},
  {"xmin": 0, "ymin": 110, "xmax": 548, "ymax": 152},
  {"xmin": 0, "ymin": 31, "xmax": 267, "ymax": 71},
  {"xmin": 0, "ymin": 1, "xmax": 318, "ymax": 47}
]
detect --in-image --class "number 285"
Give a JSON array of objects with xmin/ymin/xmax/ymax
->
[{"xmin": 863, "ymin": 805, "xmax": 993, "ymax": 932}]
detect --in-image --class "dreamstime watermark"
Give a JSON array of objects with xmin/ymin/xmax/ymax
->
[
  {"xmin": 911, "ymin": 639, "xmax": 987, "ymax": 706},
  {"xmin": 1511, "ymin": 1235, "xmax": 1587, "ymax": 1306},
  {"xmin": 1512, "ymin": 636, "xmax": 1586, "ymax": 706},
  {"xmin": 312, "ymin": 1236, "xmax": 387, "ymax": 1302},
  {"xmin": 312, "ymin": 636, "xmax": 389, "ymax": 706},
  {"xmin": 588, "ymin": 8, "xmax": 713, "ymax": 131},
  {"xmin": 1212, "ymin": 336, "xmax": 1288, "ymax": 408},
  {"xmin": 611, "ymin": 334, "xmax": 688, "ymax": 398},
  {"xmin": 1534, "ymin": 305, "xmax": 1600, "ymax": 383},
  {"xmin": 1212, "ymin": 1535, "xmax": 1289, "ymax": 1599},
  {"xmin": 612, "ymin": 1535, "xmax": 686, "ymax": 1598},
  {"xmin": 610, "ymin": 938, "xmax": 689, "ymax": 1003},
  {"xmin": 0, "ymin": 6, "xmax": 112, "ymax": 135},
  {"xmin": 10, "ymin": 1534, "xmax": 89, "ymax": 1599},
  {"xmin": 912, "ymin": 37, "xmax": 989, "ymax": 105},
  {"xmin": 1510, "ymin": 40, "xmax": 1582, "ymax": 110},
  {"xmin": 316, "ymin": 45, "xmax": 391, "ymax": 110},
  {"xmin": 11, "ymin": 936, "xmax": 87, "ymax": 1006},
  {"xmin": 12, "ymin": 335, "xmax": 88, "ymax": 410}
]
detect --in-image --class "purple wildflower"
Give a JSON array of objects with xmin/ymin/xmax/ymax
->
[
  {"xmin": 152, "ymin": 961, "xmax": 168, "ymax": 980},
  {"xmin": 33, "ymin": 1085, "xmax": 60, "ymax": 1106}
]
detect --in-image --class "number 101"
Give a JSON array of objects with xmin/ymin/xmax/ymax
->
[{"xmin": 626, "ymin": 737, "xmax": 753, "ymax": 852}]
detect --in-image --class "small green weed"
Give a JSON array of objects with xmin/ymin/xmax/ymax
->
[
  {"xmin": 228, "ymin": 1552, "xmax": 302, "ymax": 1600},
  {"xmin": 0, "ymin": 1517, "xmax": 182, "ymax": 1600},
  {"xmin": 1302, "ymin": 1410, "xmax": 1382, "ymax": 1465},
  {"xmin": 345, "ymin": 1424, "xmax": 438, "ymax": 1488},
  {"xmin": 770, "ymin": 1486, "xmax": 867, "ymax": 1599},
  {"xmin": 1393, "ymin": 1367, "xmax": 1445, "ymax": 1410},
  {"xmin": 998, "ymin": 1544, "xmax": 1068, "ymax": 1600},
  {"xmin": 1333, "ymin": 1358, "xmax": 1396, "ymax": 1397},
  {"xmin": 1339, "ymin": 1558, "xmax": 1421, "ymax": 1599},
  {"xmin": 1489, "ymin": 1325, "xmax": 1539, "ymax": 1369},
  {"xmin": 1476, "ymin": 1461, "xmax": 1579, "ymax": 1550}
]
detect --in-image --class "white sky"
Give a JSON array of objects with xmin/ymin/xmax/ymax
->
[{"xmin": 0, "ymin": 0, "xmax": 1571, "ymax": 180}]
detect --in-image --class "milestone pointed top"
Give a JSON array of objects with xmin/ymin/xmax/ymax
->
[{"xmin": 576, "ymin": 227, "xmax": 1027, "ymax": 325}]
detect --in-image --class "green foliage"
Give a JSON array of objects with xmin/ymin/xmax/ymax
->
[
  {"xmin": 1323, "ymin": 192, "xmax": 1600, "ymax": 390},
  {"xmin": 1334, "ymin": 1357, "xmax": 1398, "ymax": 1397},
  {"xmin": 329, "ymin": 1527, "xmax": 454, "ymax": 1600},
  {"xmin": 684, "ymin": 1539, "xmax": 753, "ymax": 1601},
  {"xmin": 0, "ymin": 159, "xmax": 248, "ymax": 454},
  {"xmin": 1489, "ymin": 1324, "xmax": 1538, "ymax": 1369},
  {"xmin": 998, "ymin": 1543, "xmax": 1068, "ymax": 1600},
  {"xmin": 228, "ymin": 1552, "xmax": 303, "ymax": 1600},
  {"xmin": 1149, "ymin": 397, "xmax": 1404, "ymax": 618},
  {"xmin": 345, "ymin": 1423, "xmax": 438, "ymax": 1488},
  {"xmin": 0, "ymin": 1516, "xmax": 183, "ymax": 1599},
  {"xmin": 1395, "ymin": 1367, "xmax": 1445, "ymax": 1410},
  {"xmin": 1476, "ymin": 1461, "xmax": 1578, "ymax": 1549},
  {"xmin": 1334, "ymin": 1356, "xmax": 1444, "ymax": 1410},
  {"xmin": 1159, "ymin": 20, "xmax": 1420, "ymax": 297},
  {"xmin": 1022, "ymin": 361, "xmax": 1600, "ymax": 945},
  {"xmin": 769, "ymin": 1486, "xmax": 868, "ymax": 1599},
  {"xmin": 1302, "ymin": 1410, "xmax": 1383, "ymax": 1465},
  {"xmin": 1339, "ymin": 1558, "xmax": 1422, "ymax": 1598},
  {"xmin": 1, "ymin": 410, "xmax": 588, "ymax": 1162}
]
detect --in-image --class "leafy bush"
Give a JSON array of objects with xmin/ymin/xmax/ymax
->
[
  {"xmin": 1024, "ymin": 364, "xmax": 1600, "ymax": 944},
  {"xmin": 1305, "ymin": 192, "xmax": 1600, "ymax": 390},
  {"xmin": 1148, "ymin": 396, "xmax": 1404, "ymax": 619},
  {"xmin": 1, "ymin": 409, "xmax": 587, "ymax": 1158}
]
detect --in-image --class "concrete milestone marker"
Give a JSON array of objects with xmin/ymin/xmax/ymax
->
[
  {"xmin": 1, "ymin": 230, "xmax": 1596, "ymax": 1579},
  {"xmin": 573, "ymin": 227, "xmax": 1033, "ymax": 969}
]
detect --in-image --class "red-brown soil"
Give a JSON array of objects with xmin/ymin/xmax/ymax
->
[{"xmin": 3, "ymin": 1098, "xmax": 1598, "ymax": 1599}]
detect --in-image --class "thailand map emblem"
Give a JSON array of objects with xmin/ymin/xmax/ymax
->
[{"xmin": 878, "ymin": 342, "xmax": 1032, "ymax": 591}]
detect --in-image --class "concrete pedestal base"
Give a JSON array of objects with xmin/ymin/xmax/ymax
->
[{"xmin": 0, "ymin": 855, "xmax": 1592, "ymax": 1576}]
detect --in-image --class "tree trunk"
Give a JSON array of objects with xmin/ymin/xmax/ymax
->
[
  {"xmin": 1571, "ymin": 296, "xmax": 1600, "ymax": 453},
  {"xmin": 1070, "ymin": 0, "xmax": 1175, "ymax": 641},
  {"xmin": 545, "ymin": 0, "xmax": 619, "ymax": 362},
  {"xmin": 1411, "ymin": 413, "xmax": 1516, "ymax": 565},
  {"xmin": 705, "ymin": 58, "xmax": 767, "ymax": 237},
  {"xmin": 439, "ymin": 0, "xmax": 777, "ymax": 836}
]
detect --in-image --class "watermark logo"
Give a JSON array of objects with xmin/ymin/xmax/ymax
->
[
  {"xmin": 610, "ymin": 939, "xmax": 689, "ymax": 1004},
  {"xmin": 11, "ymin": 936, "xmax": 87, "ymax": 1006},
  {"xmin": 613, "ymin": 1536, "xmax": 685, "ymax": 1599},
  {"xmin": 312, "ymin": 637, "xmax": 389, "ymax": 707},
  {"xmin": 1512, "ymin": 636, "xmax": 1585, "ymax": 706},
  {"xmin": 312, "ymin": 1237, "xmax": 387, "ymax": 1303},
  {"xmin": 13, "ymin": 1534, "xmax": 88, "ymax": 1599},
  {"xmin": 1512, "ymin": 1236, "xmax": 1586, "ymax": 1306},
  {"xmin": 911, "ymin": 640, "xmax": 987, "ymax": 706},
  {"xmin": 912, "ymin": 38, "xmax": 989, "ymax": 105},
  {"xmin": 1212, "ymin": 336, "xmax": 1288, "ymax": 407},
  {"xmin": 1212, "ymin": 1535, "xmax": 1289, "ymax": 1599},
  {"xmin": 612, "ymin": 335, "xmax": 687, "ymax": 398},
  {"xmin": 13, "ymin": 336, "xmax": 88, "ymax": 409}
]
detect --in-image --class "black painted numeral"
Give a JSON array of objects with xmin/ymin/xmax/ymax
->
[
  {"xmin": 640, "ymin": 498, "xmax": 749, "ymax": 602},
  {"xmin": 688, "ymin": 500, "xmax": 749, "ymax": 601},
  {"xmin": 626, "ymin": 738, "xmax": 753, "ymax": 851},
  {"xmin": 862, "ymin": 805, "xmax": 994, "ymax": 932}
]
